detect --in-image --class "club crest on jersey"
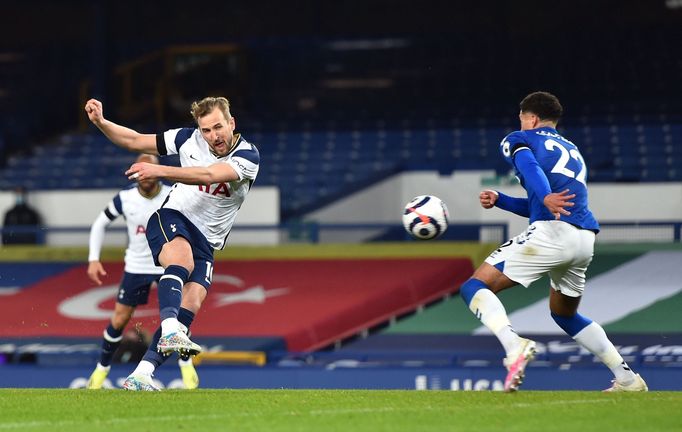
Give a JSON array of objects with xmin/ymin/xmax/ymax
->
[
  {"xmin": 170, "ymin": 224, "xmax": 177, "ymax": 233},
  {"xmin": 501, "ymin": 140, "xmax": 511, "ymax": 157},
  {"xmin": 198, "ymin": 183, "xmax": 231, "ymax": 196}
]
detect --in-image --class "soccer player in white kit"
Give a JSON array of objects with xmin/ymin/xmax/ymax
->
[
  {"xmin": 460, "ymin": 92, "xmax": 647, "ymax": 392},
  {"xmin": 85, "ymin": 96, "xmax": 259, "ymax": 390},
  {"xmin": 85, "ymin": 154, "xmax": 198, "ymax": 390}
]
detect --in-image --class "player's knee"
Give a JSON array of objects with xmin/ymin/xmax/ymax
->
[
  {"xmin": 182, "ymin": 260, "xmax": 194, "ymax": 274},
  {"xmin": 163, "ymin": 257, "xmax": 194, "ymax": 274},
  {"xmin": 160, "ymin": 240, "xmax": 195, "ymax": 272},
  {"xmin": 460, "ymin": 278, "xmax": 489, "ymax": 306}
]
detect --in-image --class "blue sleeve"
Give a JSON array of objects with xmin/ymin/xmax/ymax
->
[
  {"xmin": 495, "ymin": 192, "xmax": 530, "ymax": 217},
  {"xmin": 500, "ymin": 131, "xmax": 528, "ymax": 166},
  {"xmin": 513, "ymin": 149, "xmax": 552, "ymax": 200},
  {"xmin": 113, "ymin": 193, "xmax": 123, "ymax": 214}
]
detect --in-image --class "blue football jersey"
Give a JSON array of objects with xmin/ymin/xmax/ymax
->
[{"xmin": 500, "ymin": 127, "xmax": 599, "ymax": 231}]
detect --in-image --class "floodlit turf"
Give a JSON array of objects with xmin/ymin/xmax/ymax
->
[{"xmin": 0, "ymin": 389, "xmax": 679, "ymax": 432}]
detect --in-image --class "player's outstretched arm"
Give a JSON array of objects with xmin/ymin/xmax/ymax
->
[
  {"xmin": 125, "ymin": 162, "xmax": 240, "ymax": 185},
  {"xmin": 84, "ymin": 99, "xmax": 158, "ymax": 154},
  {"xmin": 482, "ymin": 189, "xmax": 530, "ymax": 217}
]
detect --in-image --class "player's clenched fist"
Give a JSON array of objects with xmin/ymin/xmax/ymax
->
[
  {"xmin": 479, "ymin": 189, "xmax": 498, "ymax": 209},
  {"xmin": 125, "ymin": 162, "xmax": 164, "ymax": 181},
  {"xmin": 84, "ymin": 99, "xmax": 105, "ymax": 125}
]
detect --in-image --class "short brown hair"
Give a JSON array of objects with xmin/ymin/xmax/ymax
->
[
  {"xmin": 520, "ymin": 91, "xmax": 563, "ymax": 122},
  {"xmin": 190, "ymin": 97, "xmax": 232, "ymax": 122}
]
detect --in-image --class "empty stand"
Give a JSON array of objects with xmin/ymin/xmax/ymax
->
[{"xmin": 2, "ymin": 117, "xmax": 681, "ymax": 219}]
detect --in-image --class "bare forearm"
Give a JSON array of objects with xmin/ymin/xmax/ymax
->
[
  {"xmin": 85, "ymin": 98, "xmax": 157, "ymax": 154},
  {"xmin": 127, "ymin": 161, "xmax": 239, "ymax": 184},
  {"xmin": 157, "ymin": 166, "xmax": 216, "ymax": 185},
  {"xmin": 95, "ymin": 119, "xmax": 137, "ymax": 148},
  {"xmin": 94, "ymin": 119, "xmax": 156, "ymax": 154}
]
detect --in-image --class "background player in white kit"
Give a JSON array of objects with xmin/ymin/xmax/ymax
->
[
  {"xmin": 85, "ymin": 96, "xmax": 259, "ymax": 391},
  {"xmin": 459, "ymin": 91, "xmax": 647, "ymax": 392},
  {"xmin": 85, "ymin": 154, "xmax": 198, "ymax": 390}
]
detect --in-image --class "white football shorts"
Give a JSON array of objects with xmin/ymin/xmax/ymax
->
[{"xmin": 484, "ymin": 220, "xmax": 596, "ymax": 297}]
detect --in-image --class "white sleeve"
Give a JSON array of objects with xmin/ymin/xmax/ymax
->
[
  {"xmin": 88, "ymin": 211, "xmax": 114, "ymax": 262},
  {"xmin": 228, "ymin": 146, "xmax": 260, "ymax": 180},
  {"xmin": 161, "ymin": 128, "xmax": 195, "ymax": 156}
]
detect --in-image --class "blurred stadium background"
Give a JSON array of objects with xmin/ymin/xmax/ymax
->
[{"xmin": 0, "ymin": 0, "xmax": 681, "ymax": 390}]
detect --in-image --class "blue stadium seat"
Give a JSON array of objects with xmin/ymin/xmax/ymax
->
[{"xmin": 3, "ymin": 116, "xmax": 681, "ymax": 218}]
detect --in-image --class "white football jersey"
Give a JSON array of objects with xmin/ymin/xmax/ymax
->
[
  {"xmin": 157, "ymin": 128, "xmax": 260, "ymax": 249},
  {"xmin": 91, "ymin": 184, "xmax": 172, "ymax": 274}
]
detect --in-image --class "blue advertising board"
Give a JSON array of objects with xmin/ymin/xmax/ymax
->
[{"xmin": 0, "ymin": 364, "xmax": 680, "ymax": 391}]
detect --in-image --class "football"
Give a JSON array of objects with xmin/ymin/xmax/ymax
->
[{"xmin": 402, "ymin": 195, "xmax": 449, "ymax": 240}]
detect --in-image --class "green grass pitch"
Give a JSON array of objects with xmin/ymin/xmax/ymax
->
[{"xmin": 0, "ymin": 389, "xmax": 679, "ymax": 432}]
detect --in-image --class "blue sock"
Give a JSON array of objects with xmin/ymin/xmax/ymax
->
[
  {"xmin": 460, "ymin": 278, "xmax": 489, "ymax": 306},
  {"xmin": 144, "ymin": 307, "xmax": 197, "ymax": 366},
  {"xmin": 99, "ymin": 323, "xmax": 123, "ymax": 367},
  {"xmin": 142, "ymin": 327, "xmax": 165, "ymax": 368},
  {"xmin": 551, "ymin": 312, "xmax": 592, "ymax": 337},
  {"xmin": 158, "ymin": 265, "xmax": 189, "ymax": 321}
]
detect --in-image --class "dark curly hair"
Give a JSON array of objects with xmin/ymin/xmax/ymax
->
[{"xmin": 519, "ymin": 91, "xmax": 563, "ymax": 122}]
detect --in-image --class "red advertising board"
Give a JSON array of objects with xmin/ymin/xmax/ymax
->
[{"xmin": 0, "ymin": 258, "xmax": 472, "ymax": 351}]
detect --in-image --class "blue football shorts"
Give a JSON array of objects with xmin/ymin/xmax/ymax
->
[
  {"xmin": 117, "ymin": 272, "xmax": 160, "ymax": 306},
  {"xmin": 145, "ymin": 208, "xmax": 215, "ymax": 290}
]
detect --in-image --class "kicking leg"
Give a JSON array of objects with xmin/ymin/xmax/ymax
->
[
  {"xmin": 549, "ymin": 289, "xmax": 647, "ymax": 391},
  {"xmin": 124, "ymin": 283, "xmax": 206, "ymax": 392},
  {"xmin": 155, "ymin": 238, "xmax": 201, "ymax": 355},
  {"xmin": 460, "ymin": 263, "xmax": 536, "ymax": 392}
]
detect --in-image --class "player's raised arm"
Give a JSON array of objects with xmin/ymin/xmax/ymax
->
[
  {"xmin": 84, "ymin": 98, "xmax": 158, "ymax": 154},
  {"xmin": 125, "ymin": 161, "xmax": 240, "ymax": 185}
]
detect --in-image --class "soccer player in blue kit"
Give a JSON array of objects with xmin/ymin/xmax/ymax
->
[
  {"xmin": 460, "ymin": 91, "xmax": 648, "ymax": 392},
  {"xmin": 85, "ymin": 96, "xmax": 259, "ymax": 390}
]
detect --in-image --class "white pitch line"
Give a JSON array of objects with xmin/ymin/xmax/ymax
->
[
  {"xmin": 508, "ymin": 399, "xmax": 615, "ymax": 408},
  {"xmin": 309, "ymin": 406, "xmax": 400, "ymax": 415}
]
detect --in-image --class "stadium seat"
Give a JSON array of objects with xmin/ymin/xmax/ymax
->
[{"xmin": 2, "ymin": 114, "xmax": 681, "ymax": 218}]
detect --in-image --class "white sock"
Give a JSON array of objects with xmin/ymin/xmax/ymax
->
[
  {"xmin": 161, "ymin": 317, "xmax": 180, "ymax": 337},
  {"xmin": 132, "ymin": 360, "xmax": 156, "ymax": 376},
  {"xmin": 468, "ymin": 288, "xmax": 521, "ymax": 356},
  {"xmin": 573, "ymin": 322, "xmax": 636, "ymax": 384},
  {"xmin": 95, "ymin": 362, "xmax": 111, "ymax": 371},
  {"xmin": 178, "ymin": 358, "xmax": 193, "ymax": 367}
]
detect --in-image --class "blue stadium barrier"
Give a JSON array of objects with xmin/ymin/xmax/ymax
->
[
  {"xmin": 1, "ymin": 363, "xmax": 679, "ymax": 391},
  {"xmin": 1, "ymin": 334, "xmax": 680, "ymax": 390}
]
